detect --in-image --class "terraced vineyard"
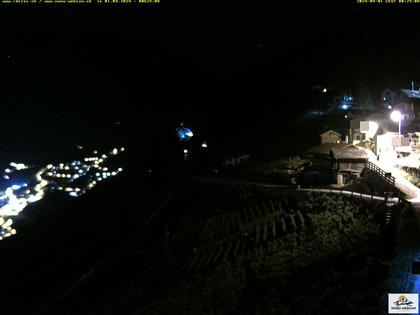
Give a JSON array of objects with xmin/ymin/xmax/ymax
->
[
  {"xmin": 86, "ymin": 181, "xmax": 401, "ymax": 315},
  {"xmin": 170, "ymin": 184, "xmax": 381, "ymax": 278}
]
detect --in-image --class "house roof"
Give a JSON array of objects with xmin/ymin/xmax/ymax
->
[
  {"xmin": 331, "ymin": 145, "xmax": 368, "ymax": 160},
  {"xmin": 307, "ymin": 143, "xmax": 349, "ymax": 155},
  {"xmin": 401, "ymin": 89, "xmax": 420, "ymax": 99},
  {"xmin": 320, "ymin": 129, "xmax": 341, "ymax": 137},
  {"xmin": 350, "ymin": 112, "xmax": 387, "ymax": 122},
  {"xmin": 307, "ymin": 143, "xmax": 368, "ymax": 160}
]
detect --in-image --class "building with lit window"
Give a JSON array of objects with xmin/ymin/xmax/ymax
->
[{"xmin": 349, "ymin": 113, "xmax": 388, "ymax": 144}]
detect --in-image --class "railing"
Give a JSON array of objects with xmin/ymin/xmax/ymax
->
[
  {"xmin": 397, "ymin": 194, "xmax": 411, "ymax": 207},
  {"xmin": 193, "ymin": 177, "xmax": 411, "ymax": 207},
  {"xmin": 364, "ymin": 160, "xmax": 396, "ymax": 186},
  {"xmin": 297, "ymin": 187, "xmax": 402, "ymax": 205},
  {"xmin": 362, "ymin": 162, "xmax": 412, "ymax": 207}
]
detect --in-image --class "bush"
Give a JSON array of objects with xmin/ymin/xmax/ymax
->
[
  {"xmin": 357, "ymin": 138, "xmax": 375, "ymax": 151},
  {"xmin": 140, "ymin": 193, "xmax": 382, "ymax": 315},
  {"xmin": 255, "ymin": 156, "xmax": 312, "ymax": 174},
  {"xmin": 401, "ymin": 166, "xmax": 420, "ymax": 187}
]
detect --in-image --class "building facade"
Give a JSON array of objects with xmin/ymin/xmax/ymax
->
[{"xmin": 320, "ymin": 130, "xmax": 342, "ymax": 144}]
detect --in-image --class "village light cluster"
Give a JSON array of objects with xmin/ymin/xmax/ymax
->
[
  {"xmin": 0, "ymin": 147, "xmax": 125, "ymax": 240},
  {"xmin": 0, "ymin": 217, "xmax": 16, "ymax": 241}
]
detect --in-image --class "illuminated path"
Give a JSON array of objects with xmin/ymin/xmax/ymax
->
[
  {"xmin": 0, "ymin": 147, "xmax": 125, "ymax": 240},
  {"xmin": 365, "ymin": 149, "xmax": 420, "ymax": 201}
]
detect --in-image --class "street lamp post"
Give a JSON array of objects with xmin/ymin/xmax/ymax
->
[{"xmin": 390, "ymin": 110, "xmax": 402, "ymax": 135}]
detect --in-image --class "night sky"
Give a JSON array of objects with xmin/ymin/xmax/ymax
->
[{"xmin": 0, "ymin": 2, "xmax": 419, "ymax": 155}]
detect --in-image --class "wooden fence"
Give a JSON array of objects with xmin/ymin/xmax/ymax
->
[{"xmin": 364, "ymin": 160, "xmax": 395, "ymax": 186}]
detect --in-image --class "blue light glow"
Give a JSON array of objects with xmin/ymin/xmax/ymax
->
[{"xmin": 176, "ymin": 126, "xmax": 194, "ymax": 142}]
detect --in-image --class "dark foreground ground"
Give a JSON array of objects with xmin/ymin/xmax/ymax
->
[
  {"xmin": 0, "ymin": 143, "xmax": 188, "ymax": 315},
  {"xmin": 28, "ymin": 176, "xmax": 405, "ymax": 315}
]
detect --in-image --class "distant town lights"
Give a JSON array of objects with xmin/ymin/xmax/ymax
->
[
  {"xmin": 0, "ymin": 147, "xmax": 124, "ymax": 239},
  {"xmin": 9, "ymin": 162, "xmax": 27, "ymax": 170}
]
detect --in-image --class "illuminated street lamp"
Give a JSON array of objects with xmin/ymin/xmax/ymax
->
[{"xmin": 390, "ymin": 110, "xmax": 402, "ymax": 135}]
